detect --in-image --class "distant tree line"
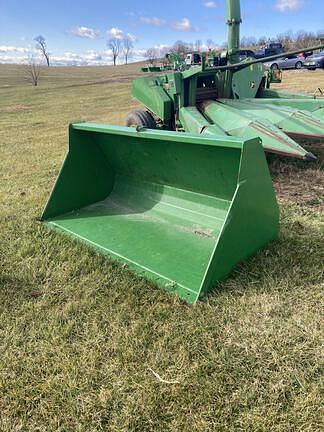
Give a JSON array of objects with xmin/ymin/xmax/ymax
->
[
  {"xmin": 145, "ymin": 30, "xmax": 324, "ymax": 64},
  {"xmin": 240, "ymin": 30, "xmax": 324, "ymax": 50},
  {"xmin": 144, "ymin": 40, "xmax": 210, "ymax": 65}
]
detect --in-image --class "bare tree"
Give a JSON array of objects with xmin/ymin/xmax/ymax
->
[
  {"xmin": 108, "ymin": 38, "xmax": 121, "ymax": 66},
  {"xmin": 206, "ymin": 39, "xmax": 215, "ymax": 51},
  {"xmin": 123, "ymin": 37, "xmax": 134, "ymax": 65},
  {"xmin": 258, "ymin": 36, "xmax": 267, "ymax": 47},
  {"xmin": 145, "ymin": 47, "xmax": 159, "ymax": 65},
  {"xmin": 171, "ymin": 40, "xmax": 189, "ymax": 55},
  {"xmin": 24, "ymin": 56, "xmax": 41, "ymax": 86},
  {"xmin": 243, "ymin": 29, "xmax": 324, "ymax": 51},
  {"xmin": 240, "ymin": 36, "xmax": 257, "ymax": 48},
  {"xmin": 34, "ymin": 35, "xmax": 50, "ymax": 67},
  {"xmin": 195, "ymin": 39, "xmax": 202, "ymax": 52}
]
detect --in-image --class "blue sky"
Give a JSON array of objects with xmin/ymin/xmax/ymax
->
[{"xmin": 0, "ymin": 0, "xmax": 323, "ymax": 65}]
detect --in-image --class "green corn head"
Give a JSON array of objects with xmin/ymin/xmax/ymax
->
[{"xmin": 130, "ymin": 1, "xmax": 324, "ymax": 160}]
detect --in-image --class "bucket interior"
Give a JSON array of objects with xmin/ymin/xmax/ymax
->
[
  {"xmin": 43, "ymin": 124, "xmax": 243, "ymax": 302},
  {"xmin": 49, "ymin": 176, "xmax": 231, "ymax": 301}
]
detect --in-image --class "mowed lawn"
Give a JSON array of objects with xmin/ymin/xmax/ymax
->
[{"xmin": 0, "ymin": 64, "xmax": 323, "ymax": 431}]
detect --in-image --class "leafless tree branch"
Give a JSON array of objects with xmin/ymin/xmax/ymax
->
[
  {"xmin": 34, "ymin": 35, "xmax": 50, "ymax": 67},
  {"xmin": 145, "ymin": 48, "xmax": 159, "ymax": 65},
  {"xmin": 123, "ymin": 37, "xmax": 134, "ymax": 65},
  {"xmin": 107, "ymin": 38, "xmax": 122, "ymax": 66},
  {"xmin": 24, "ymin": 56, "xmax": 41, "ymax": 86}
]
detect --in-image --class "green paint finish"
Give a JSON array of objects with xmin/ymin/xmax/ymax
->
[
  {"xmin": 201, "ymin": 100, "xmax": 310, "ymax": 159},
  {"xmin": 219, "ymin": 99, "xmax": 324, "ymax": 139},
  {"xmin": 130, "ymin": 5, "xmax": 322, "ymax": 161},
  {"xmin": 179, "ymin": 107, "xmax": 226, "ymax": 136},
  {"xmin": 259, "ymin": 89, "xmax": 315, "ymax": 100},
  {"xmin": 227, "ymin": 0, "xmax": 241, "ymax": 62},
  {"xmin": 201, "ymin": 137, "xmax": 279, "ymax": 294},
  {"xmin": 131, "ymin": 76, "xmax": 172, "ymax": 122},
  {"xmin": 231, "ymin": 64, "xmax": 265, "ymax": 99},
  {"xmin": 251, "ymin": 97, "xmax": 324, "ymax": 121},
  {"xmin": 42, "ymin": 123, "xmax": 279, "ymax": 303}
]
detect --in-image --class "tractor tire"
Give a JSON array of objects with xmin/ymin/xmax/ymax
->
[
  {"xmin": 271, "ymin": 63, "xmax": 279, "ymax": 70},
  {"xmin": 126, "ymin": 110, "xmax": 156, "ymax": 129},
  {"xmin": 295, "ymin": 61, "xmax": 303, "ymax": 69}
]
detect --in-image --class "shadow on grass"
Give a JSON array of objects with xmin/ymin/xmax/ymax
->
[{"xmin": 204, "ymin": 207, "xmax": 322, "ymax": 303}]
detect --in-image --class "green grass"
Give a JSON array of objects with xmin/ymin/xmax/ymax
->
[{"xmin": 0, "ymin": 64, "xmax": 323, "ymax": 431}]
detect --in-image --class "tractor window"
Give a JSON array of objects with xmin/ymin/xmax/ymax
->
[{"xmin": 193, "ymin": 54, "xmax": 202, "ymax": 64}]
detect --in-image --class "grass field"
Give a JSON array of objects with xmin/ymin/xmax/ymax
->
[{"xmin": 0, "ymin": 64, "xmax": 323, "ymax": 431}]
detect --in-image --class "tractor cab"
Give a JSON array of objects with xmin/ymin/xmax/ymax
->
[{"xmin": 185, "ymin": 52, "xmax": 202, "ymax": 66}]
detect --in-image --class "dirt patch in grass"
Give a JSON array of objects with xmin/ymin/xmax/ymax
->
[
  {"xmin": 270, "ymin": 143, "xmax": 324, "ymax": 209},
  {"xmin": 273, "ymin": 166, "xmax": 323, "ymax": 208}
]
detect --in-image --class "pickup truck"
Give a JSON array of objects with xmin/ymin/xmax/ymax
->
[{"xmin": 254, "ymin": 43, "xmax": 284, "ymax": 59}]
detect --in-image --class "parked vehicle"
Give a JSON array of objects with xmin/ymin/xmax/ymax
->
[
  {"xmin": 239, "ymin": 49, "xmax": 255, "ymax": 60},
  {"xmin": 185, "ymin": 52, "xmax": 202, "ymax": 65},
  {"xmin": 185, "ymin": 49, "xmax": 256, "ymax": 66},
  {"xmin": 264, "ymin": 55, "xmax": 305, "ymax": 70},
  {"xmin": 304, "ymin": 51, "xmax": 324, "ymax": 70},
  {"xmin": 255, "ymin": 42, "xmax": 284, "ymax": 59}
]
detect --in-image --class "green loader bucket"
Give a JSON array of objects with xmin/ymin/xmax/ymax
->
[{"xmin": 42, "ymin": 123, "xmax": 279, "ymax": 304}]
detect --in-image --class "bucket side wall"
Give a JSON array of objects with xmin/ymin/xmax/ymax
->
[
  {"xmin": 199, "ymin": 138, "xmax": 280, "ymax": 299},
  {"xmin": 41, "ymin": 126, "xmax": 115, "ymax": 220}
]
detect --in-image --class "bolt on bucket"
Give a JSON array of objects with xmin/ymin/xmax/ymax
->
[{"xmin": 41, "ymin": 123, "xmax": 279, "ymax": 303}]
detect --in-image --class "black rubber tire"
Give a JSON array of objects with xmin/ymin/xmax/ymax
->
[
  {"xmin": 125, "ymin": 110, "xmax": 156, "ymax": 129},
  {"xmin": 271, "ymin": 63, "xmax": 279, "ymax": 70},
  {"xmin": 295, "ymin": 61, "xmax": 303, "ymax": 69}
]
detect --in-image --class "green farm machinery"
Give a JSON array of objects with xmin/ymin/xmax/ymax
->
[
  {"xmin": 130, "ymin": 2, "xmax": 324, "ymax": 160},
  {"xmin": 42, "ymin": 0, "xmax": 324, "ymax": 303}
]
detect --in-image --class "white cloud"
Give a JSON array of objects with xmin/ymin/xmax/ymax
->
[
  {"xmin": 140, "ymin": 16, "xmax": 167, "ymax": 26},
  {"xmin": 0, "ymin": 46, "xmax": 148, "ymax": 66},
  {"xmin": 126, "ymin": 33, "xmax": 137, "ymax": 42},
  {"xmin": 51, "ymin": 50, "xmax": 111, "ymax": 65},
  {"xmin": 275, "ymin": 0, "xmax": 303, "ymax": 12},
  {"xmin": 204, "ymin": 1, "xmax": 217, "ymax": 8},
  {"xmin": 154, "ymin": 44, "xmax": 171, "ymax": 50},
  {"xmin": 0, "ymin": 45, "xmax": 28, "ymax": 53},
  {"xmin": 172, "ymin": 18, "xmax": 198, "ymax": 32},
  {"xmin": 0, "ymin": 55, "xmax": 28, "ymax": 64},
  {"xmin": 107, "ymin": 28, "xmax": 138, "ymax": 42},
  {"xmin": 71, "ymin": 26, "xmax": 99, "ymax": 39},
  {"xmin": 138, "ymin": 15, "xmax": 199, "ymax": 32},
  {"xmin": 108, "ymin": 27, "xmax": 124, "ymax": 39}
]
